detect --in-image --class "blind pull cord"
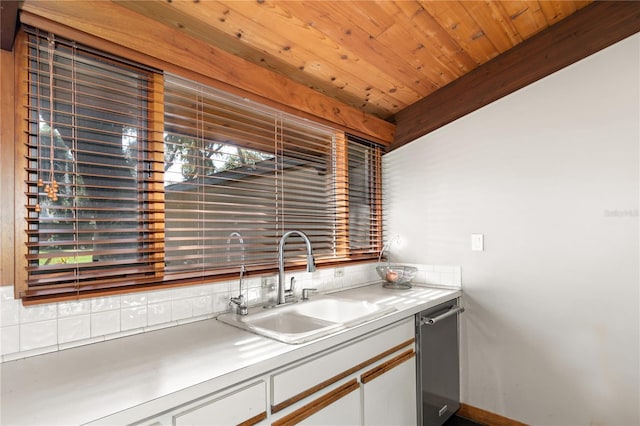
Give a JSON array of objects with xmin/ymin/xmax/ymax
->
[{"xmin": 37, "ymin": 33, "xmax": 60, "ymax": 208}]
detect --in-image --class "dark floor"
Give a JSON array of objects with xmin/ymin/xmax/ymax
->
[{"xmin": 443, "ymin": 415, "xmax": 484, "ymax": 426}]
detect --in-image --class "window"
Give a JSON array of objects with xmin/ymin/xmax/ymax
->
[
  {"xmin": 23, "ymin": 28, "xmax": 163, "ymax": 299},
  {"xmin": 20, "ymin": 29, "xmax": 382, "ymax": 302}
]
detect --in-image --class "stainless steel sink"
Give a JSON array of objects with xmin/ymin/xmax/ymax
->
[{"xmin": 217, "ymin": 296, "xmax": 396, "ymax": 344}]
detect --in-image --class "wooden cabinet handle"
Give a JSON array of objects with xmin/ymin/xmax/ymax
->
[
  {"xmin": 271, "ymin": 379, "xmax": 359, "ymax": 426},
  {"xmin": 360, "ymin": 349, "xmax": 415, "ymax": 384},
  {"xmin": 271, "ymin": 338, "xmax": 414, "ymax": 414},
  {"xmin": 237, "ymin": 411, "xmax": 267, "ymax": 426}
]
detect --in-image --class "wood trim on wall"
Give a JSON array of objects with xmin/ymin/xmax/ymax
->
[
  {"xmin": 334, "ymin": 132, "xmax": 349, "ymax": 258},
  {"xmin": 18, "ymin": 1, "xmax": 395, "ymax": 145},
  {"xmin": 0, "ymin": 48, "xmax": 16, "ymax": 286},
  {"xmin": 391, "ymin": 1, "xmax": 640, "ymax": 150},
  {"xmin": 12, "ymin": 31, "xmax": 29, "ymax": 297},
  {"xmin": 148, "ymin": 73, "xmax": 166, "ymax": 279},
  {"xmin": 458, "ymin": 403, "xmax": 529, "ymax": 426}
]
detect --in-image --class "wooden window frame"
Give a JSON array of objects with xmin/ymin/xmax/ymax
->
[{"xmin": 11, "ymin": 25, "xmax": 382, "ymax": 304}]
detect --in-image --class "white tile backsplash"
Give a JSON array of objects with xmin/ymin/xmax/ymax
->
[
  {"xmin": 20, "ymin": 320, "xmax": 57, "ymax": 351},
  {"xmin": 246, "ymin": 287, "xmax": 262, "ymax": 305},
  {"xmin": 1, "ymin": 299, "xmax": 20, "ymax": 327},
  {"xmin": 172, "ymin": 286, "xmax": 201, "ymax": 300},
  {"xmin": 177, "ymin": 314, "xmax": 211, "ymax": 325},
  {"xmin": 193, "ymin": 284, "xmax": 214, "ymax": 296},
  {"xmin": 147, "ymin": 289, "xmax": 174, "ymax": 304},
  {"xmin": 121, "ymin": 294, "xmax": 147, "ymax": 308},
  {"xmin": 91, "ymin": 296, "xmax": 121, "ymax": 313},
  {"xmin": 440, "ymin": 272, "xmax": 454, "ymax": 286},
  {"xmin": 58, "ymin": 315, "xmax": 91, "ymax": 344},
  {"xmin": 3, "ymin": 344, "xmax": 58, "ymax": 362},
  {"xmin": 147, "ymin": 301, "xmax": 172, "ymax": 326},
  {"xmin": 58, "ymin": 336, "xmax": 104, "ymax": 351},
  {"xmin": 409, "ymin": 264, "xmax": 462, "ymax": 288},
  {"xmin": 91, "ymin": 310, "xmax": 120, "ymax": 337},
  {"xmin": 58, "ymin": 300, "xmax": 91, "ymax": 318},
  {"xmin": 212, "ymin": 281, "xmax": 230, "ymax": 294},
  {"xmin": 192, "ymin": 295, "xmax": 213, "ymax": 317},
  {"xmin": 213, "ymin": 292, "xmax": 232, "ymax": 314},
  {"xmin": 0, "ymin": 286, "xmax": 15, "ymax": 301},
  {"xmin": 19, "ymin": 303, "xmax": 57, "ymax": 324},
  {"xmin": 104, "ymin": 328, "xmax": 144, "ymax": 341},
  {"xmin": 0, "ymin": 262, "xmax": 461, "ymax": 362},
  {"xmin": 144, "ymin": 321, "xmax": 177, "ymax": 333},
  {"xmin": 1, "ymin": 325, "xmax": 19, "ymax": 355},
  {"xmin": 121, "ymin": 306, "xmax": 147, "ymax": 331},
  {"xmin": 171, "ymin": 299, "xmax": 193, "ymax": 321},
  {"xmin": 452, "ymin": 267, "xmax": 462, "ymax": 286}
]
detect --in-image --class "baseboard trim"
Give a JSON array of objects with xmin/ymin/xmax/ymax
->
[{"xmin": 457, "ymin": 403, "xmax": 528, "ymax": 426}]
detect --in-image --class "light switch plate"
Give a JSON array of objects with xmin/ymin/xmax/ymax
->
[{"xmin": 471, "ymin": 234, "xmax": 484, "ymax": 251}]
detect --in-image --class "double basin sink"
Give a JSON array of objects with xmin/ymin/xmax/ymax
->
[{"xmin": 217, "ymin": 296, "xmax": 396, "ymax": 344}]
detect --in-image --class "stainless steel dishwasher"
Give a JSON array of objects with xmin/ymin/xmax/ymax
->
[{"xmin": 416, "ymin": 299, "xmax": 464, "ymax": 426}]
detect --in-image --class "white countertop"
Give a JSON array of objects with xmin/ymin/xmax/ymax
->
[{"xmin": 0, "ymin": 283, "xmax": 461, "ymax": 426}]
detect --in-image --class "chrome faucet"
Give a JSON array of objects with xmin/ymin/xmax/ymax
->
[
  {"xmin": 229, "ymin": 264, "xmax": 247, "ymax": 315},
  {"xmin": 227, "ymin": 231, "xmax": 248, "ymax": 315},
  {"xmin": 277, "ymin": 230, "xmax": 316, "ymax": 305}
]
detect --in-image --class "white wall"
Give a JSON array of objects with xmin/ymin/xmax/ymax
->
[{"xmin": 383, "ymin": 34, "xmax": 639, "ymax": 425}]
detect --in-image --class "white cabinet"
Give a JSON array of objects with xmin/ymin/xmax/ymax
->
[
  {"xmin": 87, "ymin": 317, "xmax": 417, "ymax": 426},
  {"xmin": 100, "ymin": 380, "xmax": 268, "ymax": 426},
  {"xmin": 298, "ymin": 385, "xmax": 360, "ymax": 426},
  {"xmin": 271, "ymin": 380, "xmax": 361, "ymax": 426},
  {"xmin": 361, "ymin": 349, "xmax": 417, "ymax": 426},
  {"xmin": 173, "ymin": 380, "xmax": 267, "ymax": 426},
  {"xmin": 269, "ymin": 317, "xmax": 416, "ymax": 426}
]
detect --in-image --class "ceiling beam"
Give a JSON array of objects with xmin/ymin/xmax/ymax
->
[
  {"xmin": 0, "ymin": 1, "xmax": 19, "ymax": 51},
  {"xmin": 391, "ymin": 1, "xmax": 640, "ymax": 151}
]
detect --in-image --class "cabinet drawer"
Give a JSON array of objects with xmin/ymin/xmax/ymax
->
[
  {"xmin": 173, "ymin": 380, "xmax": 267, "ymax": 426},
  {"xmin": 271, "ymin": 318, "xmax": 414, "ymax": 411},
  {"xmin": 272, "ymin": 379, "xmax": 361, "ymax": 426}
]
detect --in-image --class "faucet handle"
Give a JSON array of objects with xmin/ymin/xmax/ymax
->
[
  {"xmin": 229, "ymin": 295, "xmax": 248, "ymax": 315},
  {"xmin": 302, "ymin": 288, "xmax": 318, "ymax": 300}
]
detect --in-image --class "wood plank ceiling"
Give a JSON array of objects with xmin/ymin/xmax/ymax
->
[
  {"xmin": 18, "ymin": 1, "xmax": 638, "ymax": 147},
  {"xmin": 116, "ymin": 0, "xmax": 592, "ymax": 122}
]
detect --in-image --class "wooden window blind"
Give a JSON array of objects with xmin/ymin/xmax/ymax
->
[
  {"xmin": 20, "ymin": 29, "xmax": 382, "ymax": 302},
  {"xmin": 163, "ymin": 74, "xmax": 382, "ymax": 279},
  {"xmin": 346, "ymin": 134, "xmax": 383, "ymax": 257},
  {"xmin": 22, "ymin": 28, "xmax": 163, "ymax": 299}
]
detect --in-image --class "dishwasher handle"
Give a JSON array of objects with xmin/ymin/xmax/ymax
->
[{"xmin": 420, "ymin": 306, "xmax": 464, "ymax": 325}]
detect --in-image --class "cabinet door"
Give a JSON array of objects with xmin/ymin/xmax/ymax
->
[
  {"xmin": 272, "ymin": 380, "xmax": 361, "ymax": 426},
  {"xmin": 271, "ymin": 318, "xmax": 414, "ymax": 413},
  {"xmin": 361, "ymin": 350, "xmax": 417, "ymax": 426},
  {"xmin": 298, "ymin": 386, "xmax": 361, "ymax": 426},
  {"xmin": 173, "ymin": 380, "xmax": 267, "ymax": 426}
]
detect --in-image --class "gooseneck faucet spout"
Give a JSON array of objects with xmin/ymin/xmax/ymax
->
[{"xmin": 277, "ymin": 230, "xmax": 316, "ymax": 305}]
